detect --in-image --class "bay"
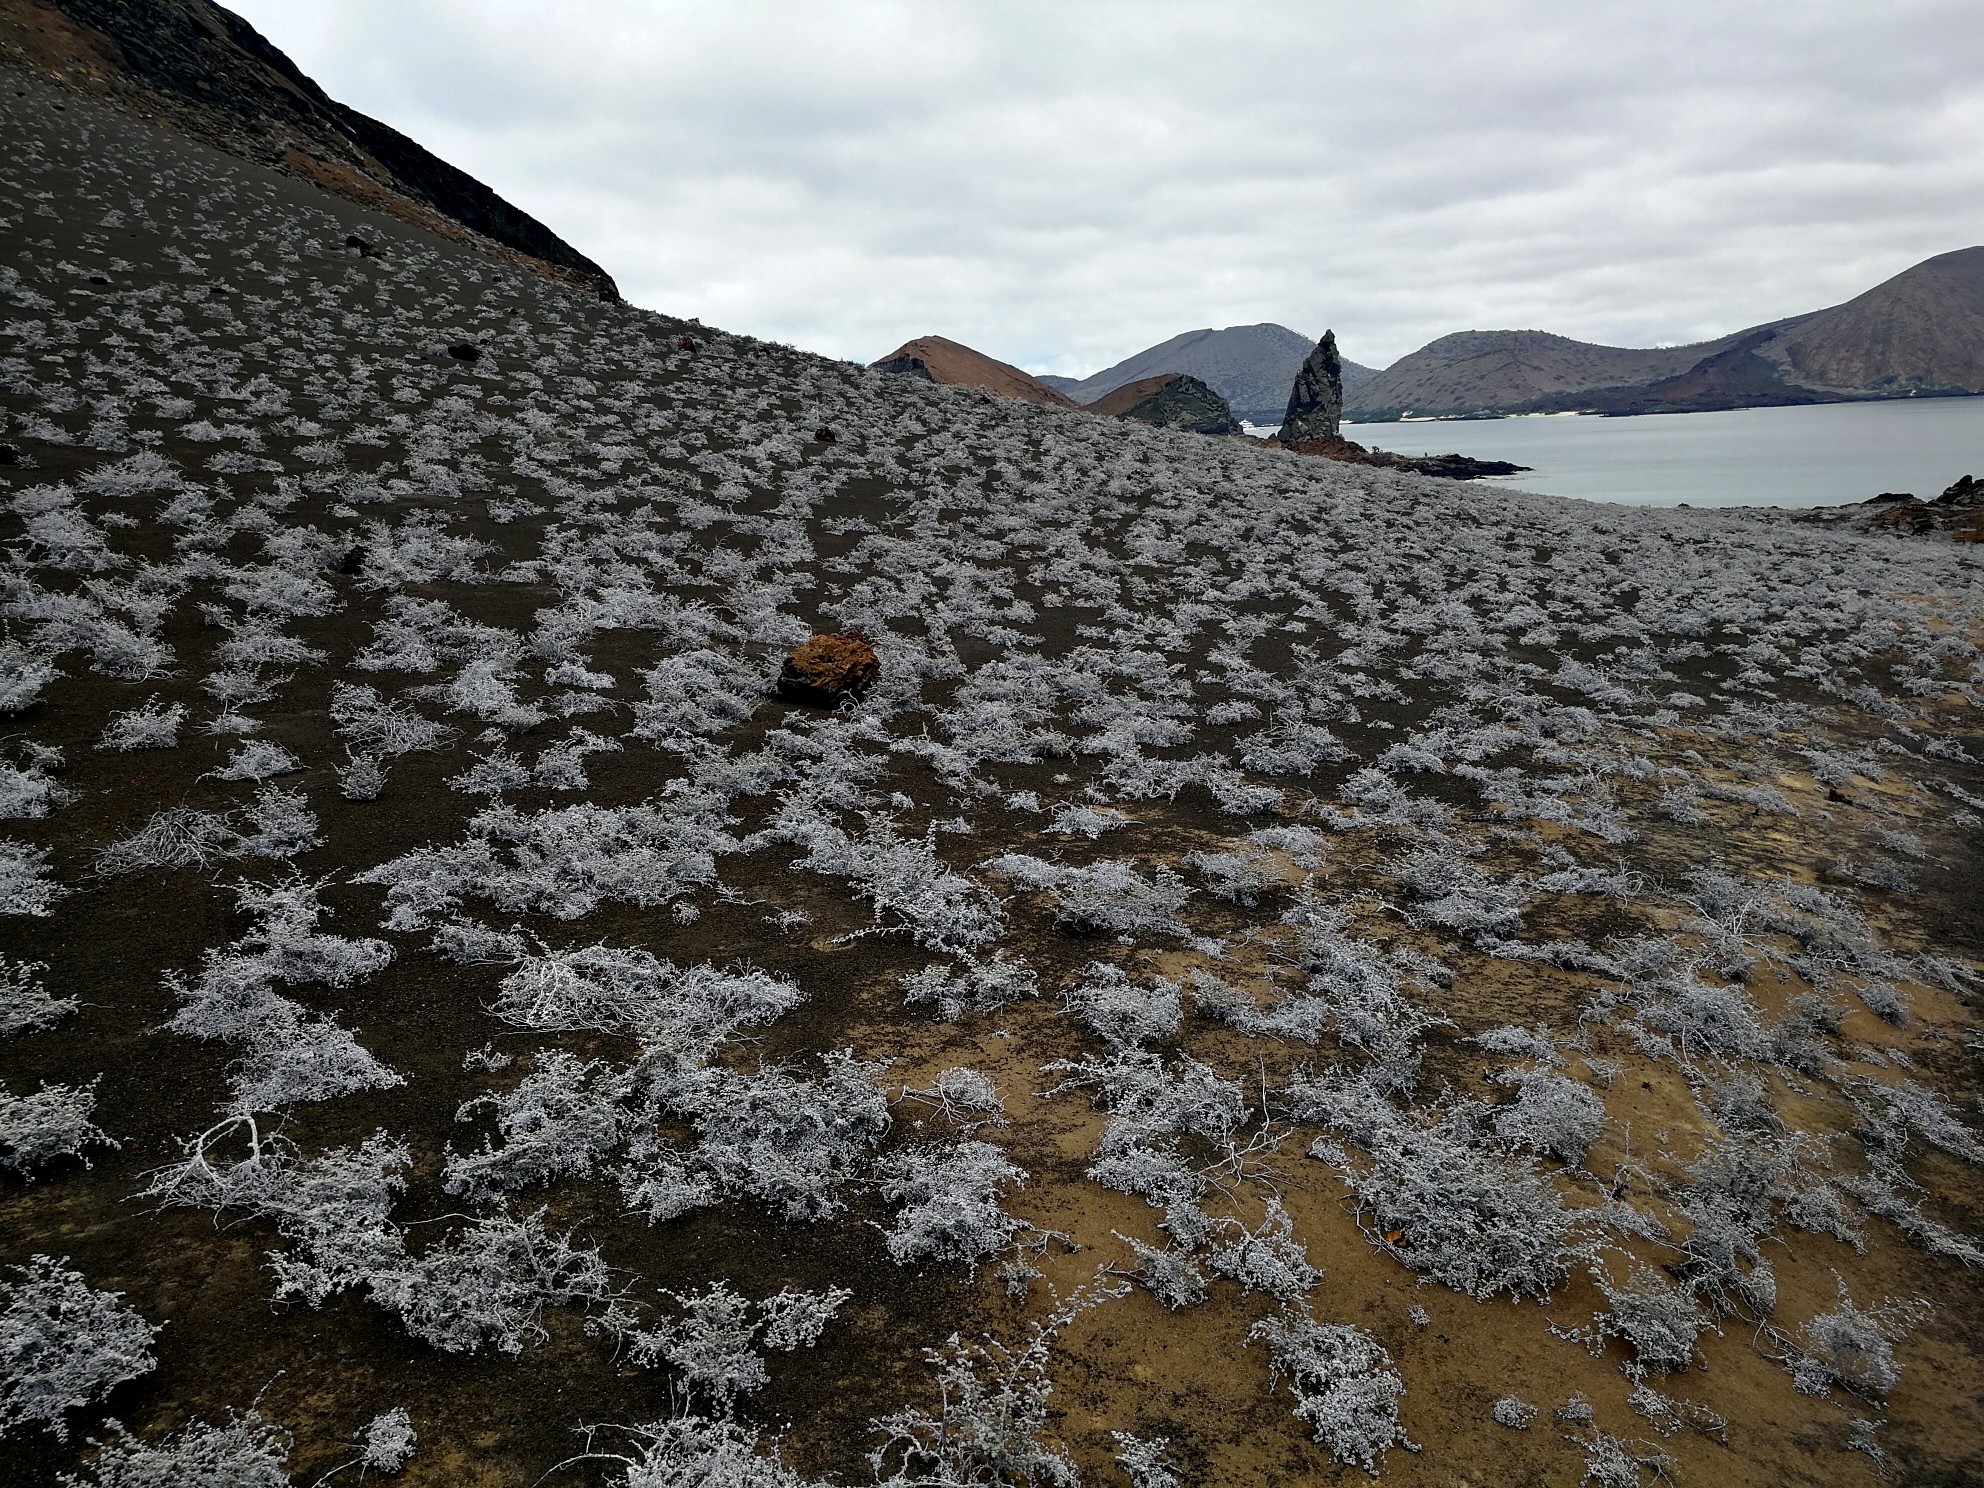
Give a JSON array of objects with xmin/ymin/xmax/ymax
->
[{"xmin": 1324, "ymin": 396, "xmax": 1984, "ymax": 508}]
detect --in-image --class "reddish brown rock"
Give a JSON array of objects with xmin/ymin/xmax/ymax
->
[
  {"xmin": 778, "ymin": 630, "xmax": 879, "ymax": 705},
  {"xmin": 869, "ymin": 336, "xmax": 1079, "ymax": 409},
  {"xmin": 1868, "ymin": 499, "xmax": 1935, "ymax": 534},
  {"xmin": 1277, "ymin": 434, "xmax": 1528, "ymax": 481}
]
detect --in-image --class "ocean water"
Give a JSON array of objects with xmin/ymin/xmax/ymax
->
[{"xmin": 1294, "ymin": 396, "xmax": 1984, "ymax": 508}]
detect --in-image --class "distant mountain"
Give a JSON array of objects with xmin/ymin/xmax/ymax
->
[
  {"xmin": 1772, "ymin": 247, "xmax": 1984, "ymax": 396},
  {"xmin": 1343, "ymin": 327, "xmax": 1773, "ymax": 420},
  {"xmin": 1345, "ymin": 247, "xmax": 1984, "ymax": 420},
  {"xmin": 8, "ymin": 0, "xmax": 615, "ymax": 295},
  {"xmin": 1040, "ymin": 324, "xmax": 1380, "ymax": 424},
  {"xmin": 871, "ymin": 336, "xmax": 1079, "ymax": 409}
]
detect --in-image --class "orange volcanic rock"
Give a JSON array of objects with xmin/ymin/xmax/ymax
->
[
  {"xmin": 871, "ymin": 336, "xmax": 1079, "ymax": 409},
  {"xmin": 778, "ymin": 630, "xmax": 879, "ymax": 705}
]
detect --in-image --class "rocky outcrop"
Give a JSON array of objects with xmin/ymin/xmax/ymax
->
[
  {"xmin": 3, "ymin": 0, "xmax": 617, "ymax": 296},
  {"xmin": 1085, "ymin": 374, "xmax": 1240, "ymax": 435},
  {"xmin": 871, "ymin": 353, "xmax": 937, "ymax": 383},
  {"xmin": 778, "ymin": 631, "xmax": 880, "ymax": 705},
  {"xmin": 1042, "ymin": 324, "xmax": 1380, "ymax": 424},
  {"xmin": 870, "ymin": 336, "xmax": 1078, "ymax": 409},
  {"xmin": 1276, "ymin": 331, "xmax": 1345, "ymax": 443},
  {"xmin": 1803, "ymin": 474, "xmax": 1984, "ymax": 542},
  {"xmin": 1276, "ymin": 434, "xmax": 1527, "ymax": 482}
]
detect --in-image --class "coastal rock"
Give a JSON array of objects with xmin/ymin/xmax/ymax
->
[
  {"xmin": 1276, "ymin": 330, "xmax": 1344, "ymax": 442},
  {"xmin": 1084, "ymin": 373, "xmax": 1241, "ymax": 435},
  {"xmin": 778, "ymin": 630, "xmax": 879, "ymax": 705},
  {"xmin": 1278, "ymin": 434, "xmax": 1527, "ymax": 482},
  {"xmin": 1806, "ymin": 478, "xmax": 1984, "ymax": 539},
  {"xmin": 1867, "ymin": 499, "xmax": 1935, "ymax": 534}
]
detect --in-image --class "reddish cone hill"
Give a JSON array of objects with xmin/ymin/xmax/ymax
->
[{"xmin": 870, "ymin": 336, "xmax": 1079, "ymax": 409}]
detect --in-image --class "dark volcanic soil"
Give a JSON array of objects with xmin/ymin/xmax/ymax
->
[{"xmin": 1, "ymin": 63, "xmax": 1983, "ymax": 1488}]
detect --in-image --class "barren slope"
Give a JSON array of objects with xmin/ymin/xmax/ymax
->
[
  {"xmin": 0, "ymin": 0, "xmax": 616, "ymax": 297},
  {"xmin": 1, "ymin": 65, "xmax": 1983, "ymax": 1488}
]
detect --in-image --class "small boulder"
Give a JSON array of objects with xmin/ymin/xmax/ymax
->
[
  {"xmin": 812, "ymin": 426, "xmax": 838, "ymax": 444},
  {"xmin": 344, "ymin": 233, "xmax": 378, "ymax": 258},
  {"xmin": 678, "ymin": 336, "xmax": 698, "ymax": 352},
  {"xmin": 778, "ymin": 630, "xmax": 879, "ymax": 705},
  {"xmin": 1936, "ymin": 474, "xmax": 1981, "ymax": 507},
  {"xmin": 0, "ymin": 443, "xmax": 20, "ymax": 466},
  {"xmin": 446, "ymin": 342, "xmax": 482, "ymax": 362}
]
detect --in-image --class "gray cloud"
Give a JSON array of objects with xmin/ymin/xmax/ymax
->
[{"xmin": 231, "ymin": 0, "xmax": 1984, "ymax": 372}]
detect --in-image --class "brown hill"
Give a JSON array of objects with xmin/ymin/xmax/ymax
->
[
  {"xmin": 871, "ymin": 335, "xmax": 1079, "ymax": 409},
  {"xmin": 0, "ymin": 0, "xmax": 616, "ymax": 296}
]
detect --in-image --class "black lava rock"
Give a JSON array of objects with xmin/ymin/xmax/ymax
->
[{"xmin": 1276, "ymin": 330, "xmax": 1345, "ymax": 443}]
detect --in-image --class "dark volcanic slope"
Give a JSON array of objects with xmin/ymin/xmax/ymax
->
[
  {"xmin": 1042, "ymin": 323, "xmax": 1380, "ymax": 423},
  {"xmin": 0, "ymin": 0, "xmax": 615, "ymax": 296},
  {"xmin": 2, "ymin": 65, "xmax": 1984, "ymax": 1488}
]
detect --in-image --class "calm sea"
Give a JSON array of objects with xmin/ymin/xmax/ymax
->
[{"xmin": 1274, "ymin": 396, "xmax": 1984, "ymax": 508}]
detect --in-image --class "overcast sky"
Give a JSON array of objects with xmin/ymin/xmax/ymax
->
[{"xmin": 229, "ymin": 1, "xmax": 1984, "ymax": 375}]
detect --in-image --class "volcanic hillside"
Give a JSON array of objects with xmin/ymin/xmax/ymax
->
[
  {"xmin": 3, "ymin": 48, "xmax": 1984, "ymax": 1488},
  {"xmin": 1347, "ymin": 248, "xmax": 1984, "ymax": 420},
  {"xmin": 0, "ymin": 0, "xmax": 614, "ymax": 297}
]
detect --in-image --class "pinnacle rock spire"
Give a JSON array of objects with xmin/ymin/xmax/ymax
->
[{"xmin": 1276, "ymin": 329, "xmax": 1343, "ymax": 443}]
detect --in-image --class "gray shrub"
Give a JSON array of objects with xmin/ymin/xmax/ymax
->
[{"xmin": 0, "ymin": 1257, "xmax": 158, "ymax": 1441}]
